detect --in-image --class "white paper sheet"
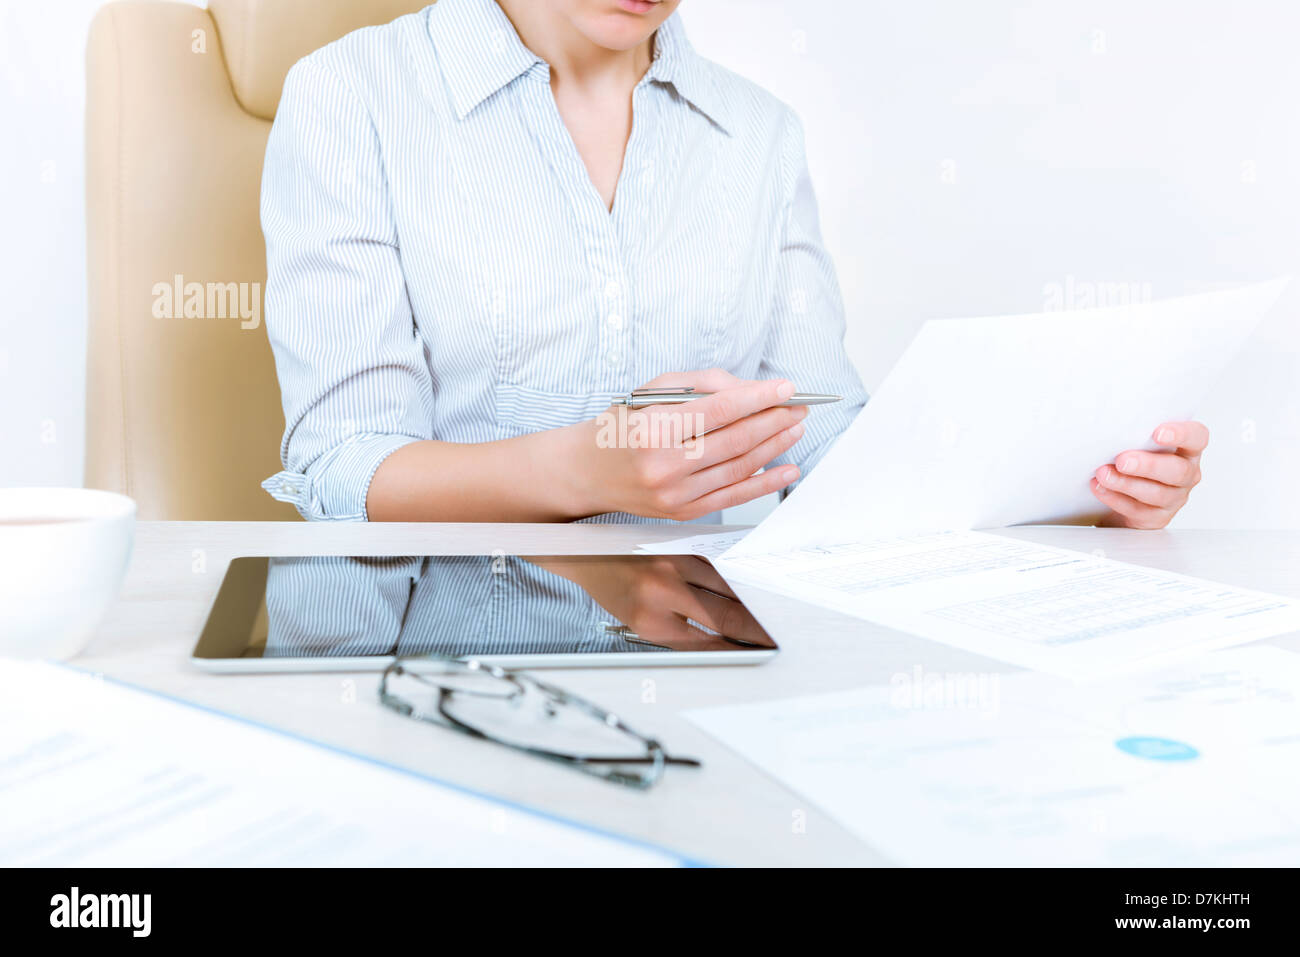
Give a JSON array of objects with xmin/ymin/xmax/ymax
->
[
  {"xmin": 0, "ymin": 662, "xmax": 687, "ymax": 866},
  {"xmin": 686, "ymin": 645, "xmax": 1300, "ymax": 866},
  {"xmin": 636, "ymin": 530, "xmax": 748, "ymax": 559},
  {"xmin": 714, "ymin": 529, "xmax": 1300, "ymax": 678},
  {"xmin": 729, "ymin": 279, "xmax": 1289, "ymax": 557}
]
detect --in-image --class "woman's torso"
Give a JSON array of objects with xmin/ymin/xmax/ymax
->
[{"xmin": 327, "ymin": 2, "xmax": 800, "ymax": 444}]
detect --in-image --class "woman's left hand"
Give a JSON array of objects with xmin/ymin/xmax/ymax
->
[{"xmin": 1089, "ymin": 421, "xmax": 1208, "ymax": 529}]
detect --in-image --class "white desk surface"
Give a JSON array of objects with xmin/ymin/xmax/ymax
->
[{"xmin": 82, "ymin": 521, "xmax": 1300, "ymax": 866}]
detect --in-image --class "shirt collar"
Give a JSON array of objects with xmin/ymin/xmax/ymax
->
[
  {"xmin": 645, "ymin": 12, "xmax": 733, "ymax": 135},
  {"xmin": 427, "ymin": 0, "xmax": 732, "ymax": 133},
  {"xmin": 427, "ymin": 0, "xmax": 543, "ymax": 120}
]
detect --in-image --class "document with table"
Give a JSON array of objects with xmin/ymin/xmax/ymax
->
[
  {"xmin": 717, "ymin": 529, "xmax": 1300, "ymax": 677},
  {"xmin": 0, "ymin": 661, "xmax": 687, "ymax": 867},
  {"xmin": 686, "ymin": 645, "xmax": 1300, "ymax": 866},
  {"xmin": 644, "ymin": 280, "xmax": 1300, "ymax": 677}
]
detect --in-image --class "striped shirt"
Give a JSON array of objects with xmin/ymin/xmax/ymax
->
[{"xmin": 260, "ymin": 0, "xmax": 868, "ymax": 522}]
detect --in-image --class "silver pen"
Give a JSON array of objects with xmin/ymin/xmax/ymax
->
[{"xmin": 613, "ymin": 387, "xmax": 841, "ymax": 409}]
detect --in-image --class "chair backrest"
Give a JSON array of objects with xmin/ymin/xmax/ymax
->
[{"xmin": 84, "ymin": 0, "xmax": 430, "ymax": 519}]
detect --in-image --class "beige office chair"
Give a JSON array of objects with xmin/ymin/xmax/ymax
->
[{"xmin": 84, "ymin": 0, "xmax": 429, "ymax": 519}]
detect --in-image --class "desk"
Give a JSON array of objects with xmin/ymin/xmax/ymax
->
[{"xmin": 83, "ymin": 522, "xmax": 1300, "ymax": 866}]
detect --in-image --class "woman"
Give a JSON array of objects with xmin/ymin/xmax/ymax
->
[{"xmin": 261, "ymin": 0, "xmax": 1205, "ymax": 529}]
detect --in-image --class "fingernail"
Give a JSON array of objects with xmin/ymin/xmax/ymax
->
[
  {"xmin": 789, "ymin": 422, "xmax": 805, "ymax": 439},
  {"xmin": 1119, "ymin": 456, "xmax": 1137, "ymax": 473},
  {"xmin": 1156, "ymin": 427, "xmax": 1174, "ymax": 444},
  {"xmin": 783, "ymin": 466, "xmax": 800, "ymax": 481},
  {"xmin": 776, "ymin": 380, "xmax": 796, "ymax": 400},
  {"xmin": 794, "ymin": 405, "xmax": 809, "ymax": 420}
]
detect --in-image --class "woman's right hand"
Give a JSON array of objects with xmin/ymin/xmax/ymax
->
[{"xmin": 566, "ymin": 368, "xmax": 808, "ymax": 520}]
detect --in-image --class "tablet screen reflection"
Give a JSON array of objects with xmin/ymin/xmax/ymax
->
[{"xmin": 208, "ymin": 554, "xmax": 775, "ymax": 660}]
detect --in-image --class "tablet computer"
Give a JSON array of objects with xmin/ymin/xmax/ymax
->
[{"xmin": 191, "ymin": 553, "xmax": 778, "ymax": 672}]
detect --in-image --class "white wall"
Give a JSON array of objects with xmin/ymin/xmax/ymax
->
[
  {"xmin": 3, "ymin": 0, "xmax": 1298, "ymax": 527},
  {"xmin": 690, "ymin": 0, "xmax": 1300, "ymax": 528},
  {"xmin": 0, "ymin": 0, "xmax": 194, "ymax": 489},
  {"xmin": 2, "ymin": 0, "xmax": 98, "ymax": 487}
]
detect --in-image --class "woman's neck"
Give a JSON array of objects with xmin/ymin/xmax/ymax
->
[{"xmin": 497, "ymin": 1, "xmax": 653, "ymax": 91}]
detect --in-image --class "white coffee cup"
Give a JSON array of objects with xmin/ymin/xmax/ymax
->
[{"xmin": 0, "ymin": 487, "xmax": 136, "ymax": 660}]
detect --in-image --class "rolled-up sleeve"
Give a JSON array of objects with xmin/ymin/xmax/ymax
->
[
  {"xmin": 760, "ymin": 111, "xmax": 869, "ymax": 484},
  {"xmin": 260, "ymin": 56, "xmax": 431, "ymax": 521}
]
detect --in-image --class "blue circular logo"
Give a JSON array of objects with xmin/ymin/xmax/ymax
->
[{"xmin": 1115, "ymin": 736, "xmax": 1199, "ymax": 761}]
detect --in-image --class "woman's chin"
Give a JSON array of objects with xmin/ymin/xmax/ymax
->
[{"xmin": 575, "ymin": 2, "xmax": 676, "ymax": 51}]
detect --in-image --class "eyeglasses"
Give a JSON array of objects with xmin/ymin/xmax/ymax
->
[{"xmin": 378, "ymin": 656, "xmax": 701, "ymax": 789}]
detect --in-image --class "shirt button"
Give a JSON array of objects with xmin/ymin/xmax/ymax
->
[
  {"xmin": 606, "ymin": 351, "xmax": 621, "ymax": 366},
  {"xmin": 606, "ymin": 312, "xmax": 624, "ymax": 330},
  {"xmin": 604, "ymin": 280, "xmax": 621, "ymax": 299}
]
